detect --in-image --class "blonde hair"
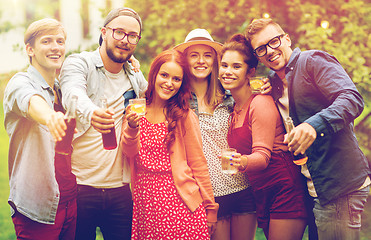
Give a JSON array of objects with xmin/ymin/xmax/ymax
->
[
  {"xmin": 24, "ymin": 18, "xmax": 66, "ymax": 63},
  {"xmin": 207, "ymin": 55, "xmax": 225, "ymax": 109}
]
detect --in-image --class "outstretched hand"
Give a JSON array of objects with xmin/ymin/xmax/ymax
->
[{"xmin": 46, "ymin": 111, "xmax": 67, "ymax": 142}]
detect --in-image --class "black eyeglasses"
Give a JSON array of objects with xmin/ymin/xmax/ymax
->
[
  {"xmin": 106, "ymin": 27, "xmax": 141, "ymax": 45},
  {"xmin": 253, "ymin": 34, "xmax": 285, "ymax": 57}
]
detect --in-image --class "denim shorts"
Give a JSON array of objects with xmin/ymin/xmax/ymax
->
[
  {"xmin": 215, "ymin": 187, "xmax": 256, "ymax": 220},
  {"xmin": 313, "ymin": 185, "xmax": 370, "ymax": 240}
]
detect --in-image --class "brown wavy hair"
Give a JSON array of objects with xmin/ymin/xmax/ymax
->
[
  {"xmin": 220, "ymin": 33, "xmax": 258, "ymax": 70},
  {"xmin": 145, "ymin": 49, "xmax": 191, "ymax": 150},
  {"xmin": 221, "ymin": 34, "xmax": 259, "ymax": 136}
]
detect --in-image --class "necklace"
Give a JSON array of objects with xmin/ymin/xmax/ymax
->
[{"xmin": 234, "ymin": 99, "xmax": 249, "ymax": 115}]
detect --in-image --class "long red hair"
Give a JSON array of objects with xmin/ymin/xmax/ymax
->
[{"xmin": 145, "ymin": 49, "xmax": 191, "ymax": 150}]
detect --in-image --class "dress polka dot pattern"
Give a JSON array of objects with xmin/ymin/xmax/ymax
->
[{"xmin": 131, "ymin": 117, "xmax": 209, "ymax": 240}]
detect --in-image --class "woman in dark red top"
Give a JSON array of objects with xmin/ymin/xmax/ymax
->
[{"xmin": 218, "ymin": 33, "xmax": 307, "ymax": 240}]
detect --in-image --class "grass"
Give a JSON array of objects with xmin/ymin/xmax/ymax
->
[{"xmin": 0, "ymin": 104, "xmax": 16, "ymax": 240}]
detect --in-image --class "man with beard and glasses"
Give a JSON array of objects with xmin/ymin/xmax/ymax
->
[{"xmin": 59, "ymin": 8, "xmax": 147, "ymax": 240}]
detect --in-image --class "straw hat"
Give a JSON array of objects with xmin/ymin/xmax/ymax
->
[{"xmin": 174, "ymin": 29, "xmax": 222, "ymax": 53}]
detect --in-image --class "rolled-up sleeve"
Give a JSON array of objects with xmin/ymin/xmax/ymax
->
[
  {"xmin": 59, "ymin": 54, "xmax": 99, "ymax": 126},
  {"xmin": 304, "ymin": 52, "xmax": 364, "ymax": 134}
]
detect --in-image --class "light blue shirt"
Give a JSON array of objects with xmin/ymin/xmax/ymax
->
[
  {"xmin": 3, "ymin": 65, "xmax": 60, "ymax": 224},
  {"xmin": 59, "ymin": 48, "xmax": 148, "ymax": 137}
]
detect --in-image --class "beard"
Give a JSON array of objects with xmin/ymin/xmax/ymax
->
[{"xmin": 106, "ymin": 44, "xmax": 133, "ymax": 63}]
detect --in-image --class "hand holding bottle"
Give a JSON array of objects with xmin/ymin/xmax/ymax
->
[
  {"xmin": 91, "ymin": 108, "xmax": 115, "ymax": 134},
  {"xmin": 284, "ymin": 119, "xmax": 316, "ymax": 155},
  {"xmin": 55, "ymin": 95, "xmax": 78, "ymax": 155},
  {"xmin": 284, "ymin": 117, "xmax": 317, "ymax": 165},
  {"xmin": 94, "ymin": 98, "xmax": 117, "ymax": 150}
]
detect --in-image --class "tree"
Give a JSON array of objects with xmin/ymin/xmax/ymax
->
[
  {"xmin": 286, "ymin": 0, "xmax": 371, "ymax": 157},
  {"xmin": 126, "ymin": 0, "xmax": 371, "ymax": 159}
]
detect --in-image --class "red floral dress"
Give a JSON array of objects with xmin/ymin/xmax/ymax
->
[{"xmin": 131, "ymin": 117, "xmax": 209, "ymax": 240}]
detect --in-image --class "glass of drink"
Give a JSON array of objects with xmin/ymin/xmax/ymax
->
[
  {"xmin": 129, "ymin": 98, "xmax": 146, "ymax": 116},
  {"xmin": 249, "ymin": 76, "xmax": 265, "ymax": 94},
  {"xmin": 221, "ymin": 148, "xmax": 238, "ymax": 175}
]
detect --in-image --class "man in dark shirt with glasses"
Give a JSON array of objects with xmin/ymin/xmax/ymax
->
[{"xmin": 245, "ymin": 18, "xmax": 370, "ymax": 240}]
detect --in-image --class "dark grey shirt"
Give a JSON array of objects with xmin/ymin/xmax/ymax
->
[{"xmin": 269, "ymin": 48, "xmax": 370, "ymax": 204}]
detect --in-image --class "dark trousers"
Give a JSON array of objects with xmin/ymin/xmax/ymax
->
[
  {"xmin": 75, "ymin": 184, "xmax": 133, "ymax": 240},
  {"xmin": 12, "ymin": 199, "xmax": 77, "ymax": 240}
]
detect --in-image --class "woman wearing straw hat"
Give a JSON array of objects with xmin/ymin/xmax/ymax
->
[{"xmin": 174, "ymin": 29, "xmax": 257, "ymax": 240}]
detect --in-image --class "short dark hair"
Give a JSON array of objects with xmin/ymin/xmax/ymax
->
[{"xmin": 220, "ymin": 33, "xmax": 258, "ymax": 69}]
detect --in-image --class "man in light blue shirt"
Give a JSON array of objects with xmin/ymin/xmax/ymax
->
[{"xmin": 3, "ymin": 18, "xmax": 77, "ymax": 239}]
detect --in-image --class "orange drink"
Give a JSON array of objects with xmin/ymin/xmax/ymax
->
[
  {"xmin": 250, "ymin": 76, "xmax": 264, "ymax": 94},
  {"xmin": 129, "ymin": 98, "xmax": 146, "ymax": 116}
]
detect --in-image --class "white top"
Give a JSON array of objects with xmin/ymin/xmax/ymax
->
[
  {"xmin": 71, "ymin": 70, "xmax": 132, "ymax": 188},
  {"xmin": 276, "ymin": 78, "xmax": 318, "ymax": 197},
  {"xmin": 198, "ymin": 100, "xmax": 250, "ymax": 197}
]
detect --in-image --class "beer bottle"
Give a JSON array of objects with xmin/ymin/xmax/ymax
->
[
  {"xmin": 55, "ymin": 95, "xmax": 77, "ymax": 155},
  {"xmin": 101, "ymin": 98, "xmax": 117, "ymax": 150}
]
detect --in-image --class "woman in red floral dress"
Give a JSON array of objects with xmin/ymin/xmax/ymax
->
[{"xmin": 121, "ymin": 49, "xmax": 218, "ymax": 239}]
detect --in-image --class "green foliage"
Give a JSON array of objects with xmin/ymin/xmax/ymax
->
[
  {"xmin": 0, "ymin": 103, "xmax": 16, "ymax": 240},
  {"xmin": 0, "ymin": 5, "xmax": 15, "ymax": 34},
  {"xmin": 125, "ymin": 0, "xmax": 371, "ymax": 161},
  {"xmin": 287, "ymin": 0, "xmax": 371, "ymax": 102},
  {"xmin": 125, "ymin": 0, "xmax": 262, "ymax": 76}
]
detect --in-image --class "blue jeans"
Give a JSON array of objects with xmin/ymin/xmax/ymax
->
[
  {"xmin": 313, "ymin": 185, "xmax": 370, "ymax": 240},
  {"xmin": 75, "ymin": 184, "xmax": 133, "ymax": 240}
]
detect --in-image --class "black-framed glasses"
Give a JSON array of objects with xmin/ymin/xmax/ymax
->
[
  {"xmin": 253, "ymin": 34, "xmax": 285, "ymax": 57},
  {"xmin": 106, "ymin": 27, "xmax": 141, "ymax": 45}
]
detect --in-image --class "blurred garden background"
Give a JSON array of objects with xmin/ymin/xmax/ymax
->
[{"xmin": 0, "ymin": 0, "xmax": 370, "ymax": 239}]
